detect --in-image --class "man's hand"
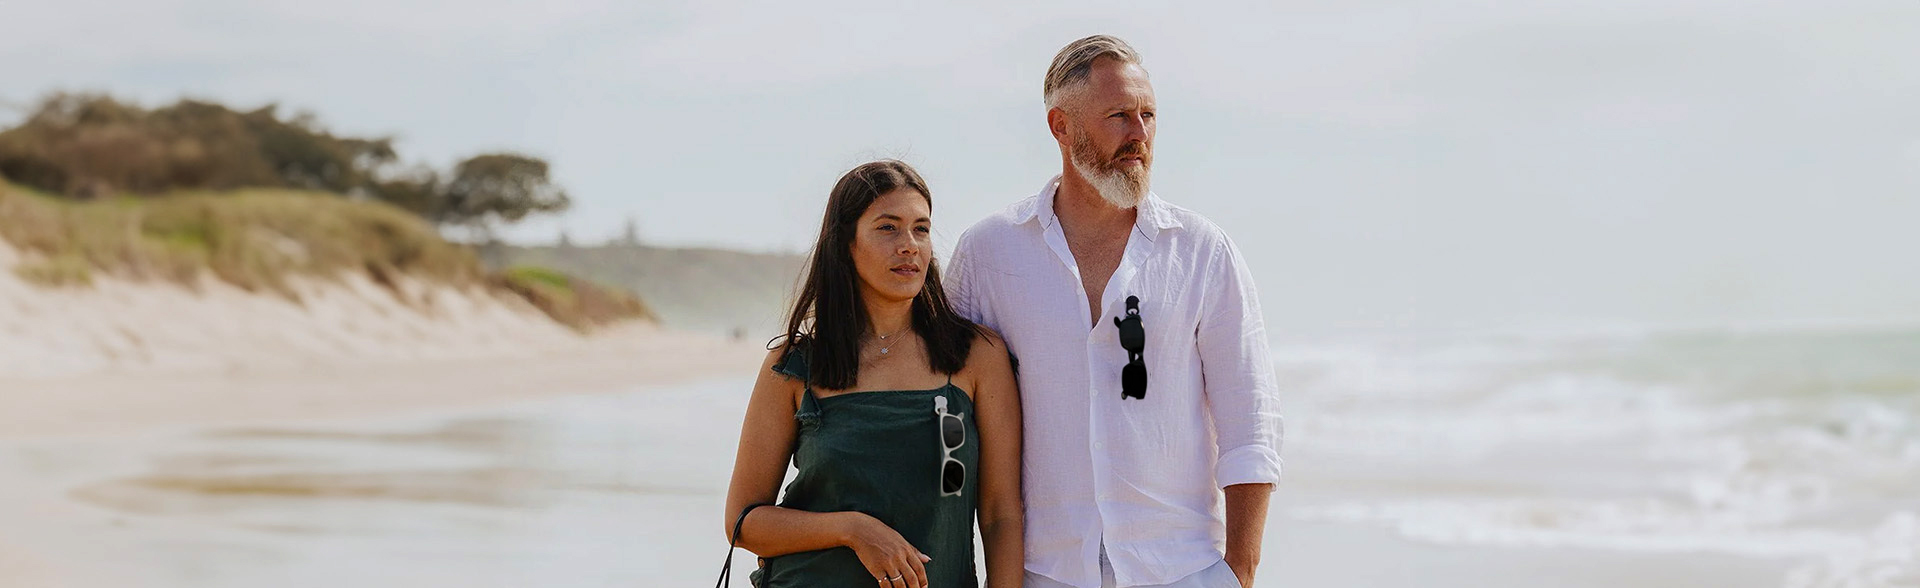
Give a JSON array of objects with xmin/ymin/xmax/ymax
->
[{"xmin": 1224, "ymin": 483, "xmax": 1274, "ymax": 588}]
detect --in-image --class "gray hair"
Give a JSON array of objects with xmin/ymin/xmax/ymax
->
[{"xmin": 1043, "ymin": 35, "xmax": 1144, "ymax": 110}]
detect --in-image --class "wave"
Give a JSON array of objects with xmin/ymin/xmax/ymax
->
[{"xmin": 1272, "ymin": 328, "xmax": 1920, "ymax": 586}]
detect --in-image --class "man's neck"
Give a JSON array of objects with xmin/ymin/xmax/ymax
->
[{"xmin": 1054, "ymin": 171, "xmax": 1137, "ymax": 238}]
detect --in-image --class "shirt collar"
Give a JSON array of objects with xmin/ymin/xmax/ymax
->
[{"xmin": 1017, "ymin": 174, "xmax": 1182, "ymax": 235}]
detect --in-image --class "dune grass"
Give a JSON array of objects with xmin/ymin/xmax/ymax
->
[
  {"xmin": 0, "ymin": 180, "xmax": 480, "ymax": 294},
  {"xmin": 495, "ymin": 265, "xmax": 656, "ymax": 331},
  {"xmin": 0, "ymin": 180, "xmax": 652, "ymax": 330}
]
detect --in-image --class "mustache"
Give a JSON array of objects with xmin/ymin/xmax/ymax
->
[{"xmin": 1112, "ymin": 141, "xmax": 1148, "ymax": 161}]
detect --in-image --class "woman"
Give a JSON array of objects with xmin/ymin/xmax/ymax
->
[{"xmin": 724, "ymin": 160, "xmax": 1023, "ymax": 587}]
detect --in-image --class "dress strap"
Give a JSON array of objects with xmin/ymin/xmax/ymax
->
[
  {"xmin": 774, "ymin": 346, "xmax": 822, "ymax": 418},
  {"xmin": 798, "ymin": 386, "xmax": 821, "ymax": 416}
]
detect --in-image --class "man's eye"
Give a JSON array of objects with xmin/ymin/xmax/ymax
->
[{"xmin": 1142, "ymin": 112, "xmax": 1155, "ymax": 119}]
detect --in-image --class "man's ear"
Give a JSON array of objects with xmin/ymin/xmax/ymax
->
[{"xmin": 1047, "ymin": 108, "xmax": 1071, "ymax": 145}]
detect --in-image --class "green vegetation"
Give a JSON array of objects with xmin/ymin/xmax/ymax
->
[
  {"xmin": 0, "ymin": 93, "xmax": 569, "ymax": 237},
  {"xmin": 495, "ymin": 264, "xmax": 656, "ymax": 331},
  {"xmin": 0, "ymin": 180, "xmax": 479, "ymax": 293},
  {"xmin": 0, "ymin": 92, "xmax": 656, "ymax": 331},
  {"xmin": 0, "ymin": 180, "xmax": 652, "ymax": 330}
]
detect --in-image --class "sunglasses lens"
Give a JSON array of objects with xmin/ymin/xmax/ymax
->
[
  {"xmin": 941, "ymin": 414, "xmax": 964, "ymax": 448},
  {"xmin": 1122, "ymin": 361, "xmax": 1147, "ymax": 398},
  {"xmin": 942, "ymin": 461, "xmax": 965, "ymax": 493}
]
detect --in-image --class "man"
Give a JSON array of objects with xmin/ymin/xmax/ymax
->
[{"xmin": 949, "ymin": 35, "xmax": 1284, "ymax": 588}]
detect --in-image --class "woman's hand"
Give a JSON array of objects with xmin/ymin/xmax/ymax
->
[{"xmin": 838, "ymin": 511, "xmax": 932, "ymax": 588}]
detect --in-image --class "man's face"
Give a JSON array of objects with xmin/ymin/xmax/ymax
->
[{"xmin": 1062, "ymin": 57, "xmax": 1156, "ymax": 208}]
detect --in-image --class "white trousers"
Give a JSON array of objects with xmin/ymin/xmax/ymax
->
[{"xmin": 1022, "ymin": 550, "xmax": 1241, "ymax": 588}]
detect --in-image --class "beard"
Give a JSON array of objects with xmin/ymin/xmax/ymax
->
[{"xmin": 1069, "ymin": 128, "xmax": 1151, "ymax": 209}]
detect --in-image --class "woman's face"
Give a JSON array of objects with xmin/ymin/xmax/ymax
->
[{"xmin": 850, "ymin": 188, "xmax": 934, "ymax": 306}]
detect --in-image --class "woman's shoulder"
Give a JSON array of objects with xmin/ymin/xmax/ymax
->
[
  {"xmin": 962, "ymin": 326, "xmax": 1011, "ymax": 371},
  {"xmin": 969, "ymin": 325, "xmax": 1006, "ymax": 349},
  {"xmin": 762, "ymin": 338, "xmax": 810, "ymax": 382}
]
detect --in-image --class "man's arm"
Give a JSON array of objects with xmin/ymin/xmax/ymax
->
[
  {"xmin": 1196, "ymin": 235, "xmax": 1284, "ymax": 587},
  {"xmin": 1224, "ymin": 483, "xmax": 1274, "ymax": 587},
  {"xmin": 945, "ymin": 228, "xmax": 988, "ymax": 327}
]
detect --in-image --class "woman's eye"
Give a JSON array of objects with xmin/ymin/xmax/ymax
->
[
  {"xmin": 878, "ymin": 224, "xmax": 895, "ymax": 231},
  {"xmin": 915, "ymin": 226, "xmax": 930, "ymax": 234}
]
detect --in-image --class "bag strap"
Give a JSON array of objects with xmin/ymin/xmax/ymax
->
[{"xmin": 715, "ymin": 502, "xmax": 771, "ymax": 588}]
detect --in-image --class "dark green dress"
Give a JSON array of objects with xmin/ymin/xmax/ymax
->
[{"xmin": 751, "ymin": 349, "xmax": 981, "ymax": 588}]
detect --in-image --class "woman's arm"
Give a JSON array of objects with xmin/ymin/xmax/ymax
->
[
  {"xmin": 723, "ymin": 348, "xmax": 933, "ymax": 587},
  {"xmin": 969, "ymin": 330, "xmax": 1025, "ymax": 588}
]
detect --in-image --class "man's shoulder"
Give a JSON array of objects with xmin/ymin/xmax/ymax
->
[
  {"xmin": 1152, "ymin": 196, "xmax": 1234, "ymax": 248},
  {"xmin": 956, "ymin": 195, "xmax": 1040, "ymax": 248}
]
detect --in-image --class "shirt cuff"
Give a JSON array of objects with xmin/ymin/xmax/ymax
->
[{"xmin": 1216, "ymin": 444, "xmax": 1283, "ymax": 488}]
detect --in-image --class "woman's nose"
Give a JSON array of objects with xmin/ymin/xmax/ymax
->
[{"xmin": 898, "ymin": 233, "xmax": 923, "ymax": 255}]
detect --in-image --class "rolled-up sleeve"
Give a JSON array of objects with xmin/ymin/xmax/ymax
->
[{"xmin": 1197, "ymin": 236, "xmax": 1284, "ymax": 487}]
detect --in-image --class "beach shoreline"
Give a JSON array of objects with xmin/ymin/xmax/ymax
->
[
  {"xmin": 0, "ymin": 323, "xmax": 768, "ymax": 442},
  {"xmin": 0, "ymin": 325, "xmax": 769, "ymax": 588}
]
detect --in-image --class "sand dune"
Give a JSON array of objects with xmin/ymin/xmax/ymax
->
[
  {"xmin": 0, "ymin": 239, "xmax": 766, "ymax": 438},
  {"xmin": 0, "ymin": 241, "xmax": 588, "ymax": 380}
]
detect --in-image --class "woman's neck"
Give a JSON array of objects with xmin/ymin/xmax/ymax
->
[{"xmin": 864, "ymin": 297, "xmax": 914, "ymax": 338}]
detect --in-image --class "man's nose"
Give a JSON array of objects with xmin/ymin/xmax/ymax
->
[{"xmin": 1123, "ymin": 113, "xmax": 1151, "ymax": 142}]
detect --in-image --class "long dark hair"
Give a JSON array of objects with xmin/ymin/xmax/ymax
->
[{"xmin": 778, "ymin": 160, "xmax": 982, "ymax": 391}]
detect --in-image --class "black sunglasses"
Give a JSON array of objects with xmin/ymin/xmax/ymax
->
[
  {"xmin": 934, "ymin": 395, "xmax": 965, "ymax": 496},
  {"xmin": 1114, "ymin": 295, "xmax": 1147, "ymax": 399}
]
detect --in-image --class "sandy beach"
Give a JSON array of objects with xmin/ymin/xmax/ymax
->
[
  {"xmin": 1, "ymin": 240, "xmax": 766, "ymax": 586},
  {"xmin": 4, "ymin": 237, "xmax": 1916, "ymax": 586},
  {"xmin": 0, "ymin": 323, "xmax": 767, "ymax": 588},
  {"xmin": 0, "ymin": 360, "xmax": 1801, "ymax": 588},
  {"xmin": 0, "ymin": 323, "xmax": 764, "ymax": 441}
]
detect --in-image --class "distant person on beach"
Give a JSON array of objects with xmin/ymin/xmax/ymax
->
[
  {"xmin": 947, "ymin": 35, "xmax": 1284, "ymax": 588},
  {"xmin": 724, "ymin": 161, "xmax": 1024, "ymax": 587}
]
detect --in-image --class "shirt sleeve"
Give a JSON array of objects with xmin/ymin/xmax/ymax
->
[
  {"xmin": 1197, "ymin": 234, "xmax": 1284, "ymax": 487},
  {"xmin": 945, "ymin": 228, "xmax": 988, "ymax": 327}
]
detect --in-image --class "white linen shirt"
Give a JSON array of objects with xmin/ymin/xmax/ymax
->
[{"xmin": 948, "ymin": 176, "xmax": 1284, "ymax": 588}]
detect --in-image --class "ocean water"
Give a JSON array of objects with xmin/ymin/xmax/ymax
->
[
  {"xmin": 3, "ymin": 325, "xmax": 1914, "ymax": 586},
  {"xmin": 1277, "ymin": 325, "xmax": 1920, "ymax": 587}
]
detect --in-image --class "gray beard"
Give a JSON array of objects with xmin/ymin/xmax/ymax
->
[{"xmin": 1070, "ymin": 133, "xmax": 1149, "ymax": 209}]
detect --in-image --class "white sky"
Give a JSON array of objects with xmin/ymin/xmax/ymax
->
[{"xmin": 5, "ymin": 0, "xmax": 1918, "ymax": 333}]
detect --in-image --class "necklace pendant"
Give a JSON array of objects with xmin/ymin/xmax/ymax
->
[{"xmin": 880, "ymin": 347, "xmax": 890, "ymax": 355}]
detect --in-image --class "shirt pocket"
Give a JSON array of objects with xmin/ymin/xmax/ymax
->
[{"xmin": 1129, "ymin": 288, "xmax": 1199, "ymax": 365}]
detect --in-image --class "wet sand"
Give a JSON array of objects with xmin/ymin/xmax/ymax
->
[
  {"xmin": 2, "ymin": 371, "xmax": 1811, "ymax": 588},
  {"xmin": 0, "ymin": 325, "xmax": 765, "ymax": 587},
  {"xmin": 0, "ymin": 323, "xmax": 764, "ymax": 441},
  {"xmin": 6, "ymin": 327, "xmax": 1893, "ymax": 587}
]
